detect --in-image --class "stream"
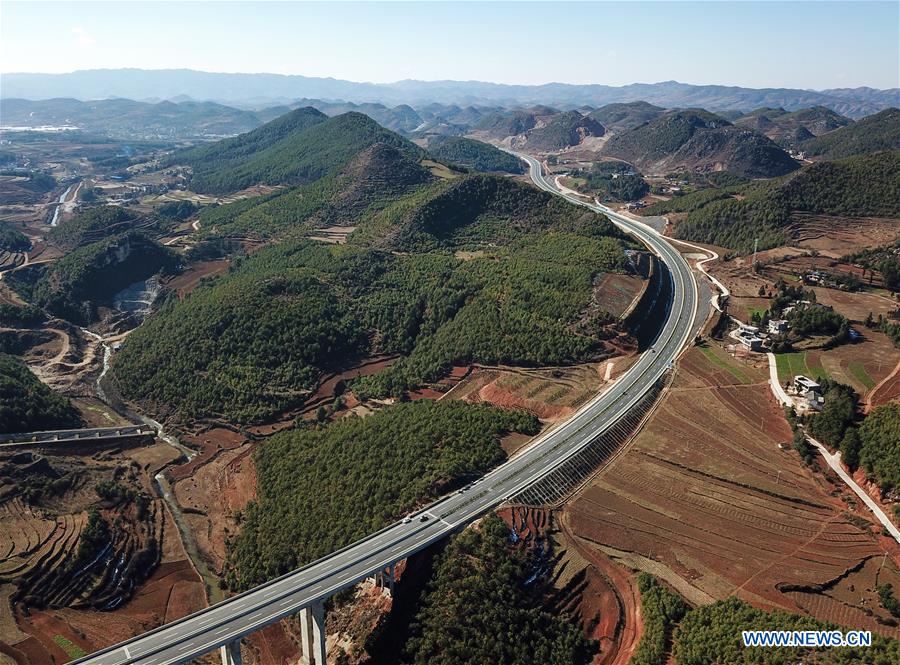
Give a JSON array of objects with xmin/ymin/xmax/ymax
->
[
  {"xmin": 85, "ymin": 305, "xmax": 223, "ymax": 603},
  {"xmin": 49, "ymin": 185, "xmax": 72, "ymax": 227}
]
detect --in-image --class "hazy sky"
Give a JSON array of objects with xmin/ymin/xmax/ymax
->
[{"xmin": 2, "ymin": 1, "xmax": 898, "ymax": 89}]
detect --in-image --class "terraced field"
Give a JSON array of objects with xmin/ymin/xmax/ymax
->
[
  {"xmin": 0, "ymin": 499, "xmax": 82, "ymax": 581},
  {"xmin": 563, "ymin": 345, "xmax": 899, "ymax": 635}
]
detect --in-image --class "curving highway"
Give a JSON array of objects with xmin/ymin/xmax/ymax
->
[{"xmin": 74, "ymin": 154, "xmax": 699, "ymax": 665}]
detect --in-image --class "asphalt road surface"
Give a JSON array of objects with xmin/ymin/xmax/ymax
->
[{"xmin": 74, "ymin": 154, "xmax": 699, "ymax": 665}]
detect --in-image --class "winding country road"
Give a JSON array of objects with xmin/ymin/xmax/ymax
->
[{"xmin": 74, "ymin": 154, "xmax": 700, "ymax": 665}]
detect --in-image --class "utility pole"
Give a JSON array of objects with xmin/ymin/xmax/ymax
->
[{"xmin": 752, "ymin": 238, "xmax": 759, "ymax": 270}]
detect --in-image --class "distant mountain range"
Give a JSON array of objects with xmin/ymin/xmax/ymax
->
[{"xmin": 3, "ymin": 69, "xmax": 897, "ymax": 119}]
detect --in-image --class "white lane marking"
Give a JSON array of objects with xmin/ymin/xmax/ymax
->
[
  {"xmin": 424, "ymin": 510, "xmax": 451, "ymax": 526},
  {"xmin": 123, "ymin": 646, "xmax": 131, "ymax": 658}
]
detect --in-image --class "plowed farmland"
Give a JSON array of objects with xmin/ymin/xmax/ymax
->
[
  {"xmin": 0, "ymin": 443, "xmax": 206, "ymax": 664},
  {"xmin": 564, "ymin": 345, "xmax": 900, "ymax": 637}
]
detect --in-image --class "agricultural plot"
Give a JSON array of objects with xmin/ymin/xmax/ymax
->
[
  {"xmin": 787, "ymin": 213, "xmax": 900, "ymax": 258},
  {"xmin": 564, "ymin": 346, "xmax": 899, "ymax": 635},
  {"xmin": 774, "ymin": 350, "xmax": 829, "ymax": 383},
  {"xmin": 446, "ymin": 359, "xmax": 635, "ymax": 424},
  {"xmin": 811, "ymin": 286, "xmax": 899, "ymax": 322},
  {"xmin": 0, "ymin": 441, "xmax": 207, "ymax": 663}
]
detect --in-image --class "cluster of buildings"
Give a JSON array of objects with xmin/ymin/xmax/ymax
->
[
  {"xmin": 792, "ymin": 375, "xmax": 825, "ymax": 412},
  {"xmin": 802, "ymin": 270, "xmax": 857, "ymax": 291},
  {"xmin": 735, "ymin": 319, "xmax": 789, "ymax": 352}
]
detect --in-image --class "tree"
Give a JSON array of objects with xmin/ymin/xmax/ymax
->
[
  {"xmin": 840, "ymin": 428, "xmax": 861, "ymax": 470},
  {"xmin": 793, "ymin": 429, "xmax": 814, "ymax": 464}
]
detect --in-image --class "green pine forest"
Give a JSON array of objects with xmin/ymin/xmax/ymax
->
[
  {"xmin": 225, "ymin": 401, "xmax": 538, "ymax": 588},
  {"xmin": 112, "ymin": 170, "xmax": 628, "ymax": 424},
  {"xmin": 0, "ymin": 353, "xmax": 82, "ymax": 434},
  {"xmin": 399, "ymin": 513, "xmax": 595, "ymax": 665},
  {"xmin": 643, "ymin": 151, "xmax": 900, "ymax": 253}
]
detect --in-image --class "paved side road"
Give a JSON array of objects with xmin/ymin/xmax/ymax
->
[{"xmin": 807, "ymin": 435, "xmax": 900, "ymax": 544}]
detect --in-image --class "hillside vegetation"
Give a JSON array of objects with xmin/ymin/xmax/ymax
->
[
  {"xmin": 588, "ymin": 101, "xmax": 666, "ymax": 132},
  {"xmin": 176, "ymin": 110, "xmax": 423, "ymax": 194},
  {"xmin": 627, "ymin": 575, "xmax": 899, "ymax": 665},
  {"xmin": 630, "ymin": 574, "xmax": 690, "ymax": 665},
  {"xmin": 474, "ymin": 110, "xmax": 540, "ymax": 137},
  {"xmin": 8, "ymin": 232, "xmax": 177, "ymax": 324},
  {"xmin": 427, "ymin": 136, "xmax": 524, "ymax": 173},
  {"xmin": 602, "ymin": 109, "xmax": 798, "ymax": 178},
  {"xmin": 112, "ymin": 224, "xmax": 625, "ymax": 422},
  {"xmin": 521, "ymin": 110, "xmax": 605, "ymax": 151},
  {"xmin": 674, "ymin": 596, "xmax": 899, "ymax": 664},
  {"xmin": 646, "ymin": 151, "xmax": 900, "ymax": 253},
  {"xmin": 402, "ymin": 513, "xmax": 595, "ymax": 665},
  {"xmin": 171, "ymin": 106, "xmax": 327, "ymax": 175},
  {"xmin": 225, "ymin": 401, "xmax": 539, "ymax": 588},
  {"xmin": 0, "ymin": 354, "xmax": 82, "ymax": 433},
  {"xmin": 856, "ymin": 403, "xmax": 900, "ymax": 494},
  {"xmin": 735, "ymin": 106, "xmax": 852, "ymax": 147},
  {"xmin": 802, "ymin": 108, "xmax": 900, "ymax": 159},
  {"xmin": 47, "ymin": 206, "xmax": 172, "ymax": 250},
  {"xmin": 0, "ymin": 222, "xmax": 29, "ymax": 252},
  {"xmin": 362, "ymin": 174, "xmax": 617, "ymax": 251},
  {"xmin": 199, "ymin": 143, "xmax": 432, "ymax": 239}
]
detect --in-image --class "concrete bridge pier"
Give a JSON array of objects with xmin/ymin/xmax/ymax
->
[
  {"xmin": 373, "ymin": 563, "xmax": 396, "ymax": 596},
  {"xmin": 300, "ymin": 601, "xmax": 326, "ymax": 665},
  {"xmin": 219, "ymin": 639, "xmax": 243, "ymax": 665}
]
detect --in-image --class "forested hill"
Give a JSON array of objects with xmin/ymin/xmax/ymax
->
[
  {"xmin": 801, "ymin": 107, "xmax": 900, "ymax": 159},
  {"xmin": 171, "ymin": 106, "xmax": 327, "ymax": 173},
  {"xmin": 520, "ymin": 110, "xmax": 605, "ymax": 151},
  {"xmin": 360, "ymin": 173, "xmax": 619, "ymax": 251},
  {"xmin": 473, "ymin": 109, "xmax": 544, "ymax": 138},
  {"xmin": 112, "ymin": 173, "xmax": 628, "ymax": 423},
  {"xmin": 734, "ymin": 106, "xmax": 852, "ymax": 147},
  {"xmin": 601, "ymin": 109, "xmax": 799, "ymax": 177},
  {"xmin": 225, "ymin": 401, "xmax": 538, "ymax": 587},
  {"xmin": 588, "ymin": 101, "xmax": 666, "ymax": 132},
  {"xmin": 645, "ymin": 151, "xmax": 900, "ymax": 252},
  {"xmin": 0, "ymin": 354, "xmax": 82, "ymax": 434},
  {"xmin": 197, "ymin": 142, "xmax": 433, "ymax": 239},
  {"xmin": 175, "ymin": 109, "xmax": 424, "ymax": 194},
  {"xmin": 427, "ymin": 136, "xmax": 525, "ymax": 173}
]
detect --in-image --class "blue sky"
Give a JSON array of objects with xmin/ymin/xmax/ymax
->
[{"xmin": 2, "ymin": 1, "xmax": 898, "ymax": 89}]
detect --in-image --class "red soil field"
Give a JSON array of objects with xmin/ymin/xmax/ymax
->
[
  {"xmin": 563, "ymin": 346, "xmax": 900, "ymax": 636},
  {"xmin": 163, "ymin": 259, "xmax": 230, "ymax": 299},
  {"xmin": 8, "ymin": 504, "xmax": 206, "ymax": 664},
  {"xmin": 174, "ymin": 441, "xmax": 258, "ymax": 574}
]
